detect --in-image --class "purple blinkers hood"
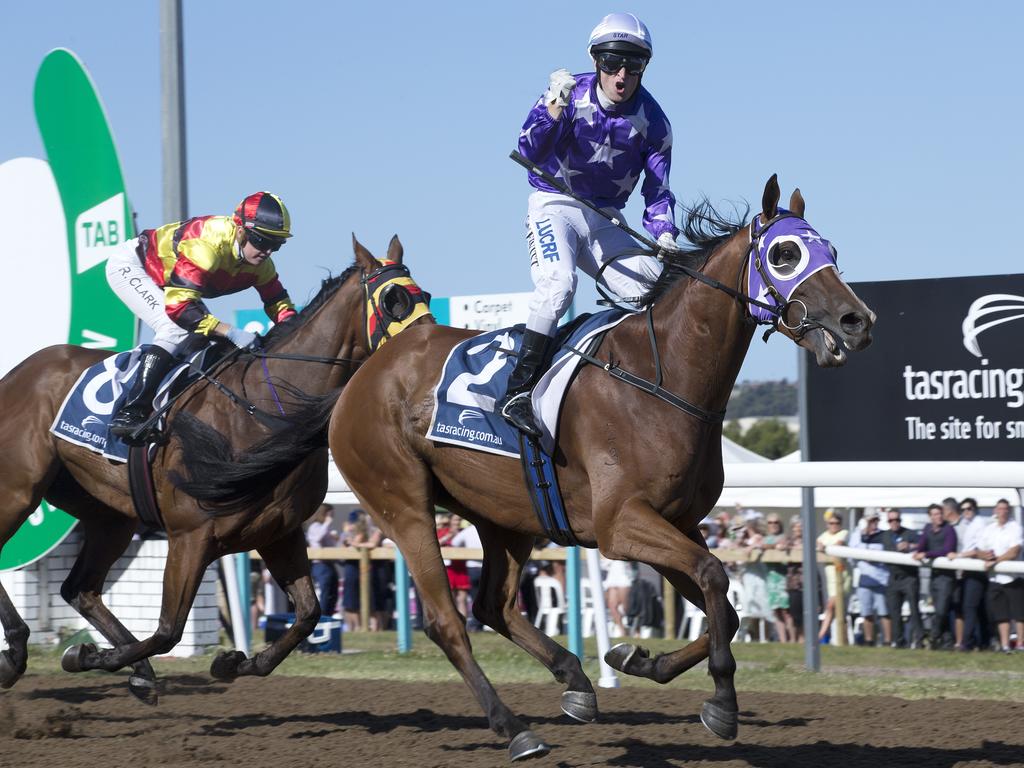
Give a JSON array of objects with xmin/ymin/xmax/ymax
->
[{"xmin": 746, "ymin": 211, "xmax": 840, "ymax": 324}]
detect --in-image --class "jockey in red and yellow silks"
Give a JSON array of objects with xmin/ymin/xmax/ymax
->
[
  {"xmin": 105, "ymin": 191, "xmax": 296, "ymax": 444},
  {"xmin": 140, "ymin": 214, "xmax": 296, "ymax": 336}
]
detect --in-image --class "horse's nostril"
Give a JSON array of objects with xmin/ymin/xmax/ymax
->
[{"xmin": 840, "ymin": 312, "xmax": 865, "ymax": 334}]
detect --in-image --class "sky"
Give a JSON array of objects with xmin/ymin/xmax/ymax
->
[{"xmin": 2, "ymin": 1, "xmax": 1022, "ymax": 382}]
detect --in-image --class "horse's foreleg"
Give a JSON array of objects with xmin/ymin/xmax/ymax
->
[
  {"xmin": 210, "ymin": 527, "xmax": 319, "ymax": 681},
  {"xmin": 473, "ymin": 521, "xmax": 597, "ymax": 723},
  {"xmin": 59, "ymin": 514, "xmax": 159, "ymax": 703},
  {"xmin": 598, "ymin": 499, "xmax": 739, "ymax": 740},
  {"xmin": 605, "ymin": 565, "xmax": 713, "ymax": 684},
  {"xmin": 64, "ymin": 531, "xmax": 213, "ymax": 680}
]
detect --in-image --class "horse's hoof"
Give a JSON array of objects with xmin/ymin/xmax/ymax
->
[
  {"xmin": 560, "ymin": 690, "xmax": 598, "ymax": 723},
  {"xmin": 60, "ymin": 643, "xmax": 97, "ymax": 673},
  {"xmin": 210, "ymin": 650, "xmax": 247, "ymax": 681},
  {"xmin": 128, "ymin": 674, "xmax": 159, "ymax": 706},
  {"xmin": 508, "ymin": 730, "xmax": 550, "ymax": 761},
  {"xmin": 0, "ymin": 650, "xmax": 21, "ymax": 689},
  {"xmin": 700, "ymin": 700, "xmax": 738, "ymax": 740},
  {"xmin": 604, "ymin": 642, "xmax": 650, "ymax": 677}
]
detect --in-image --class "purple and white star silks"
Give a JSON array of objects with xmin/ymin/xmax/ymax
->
[
  {"xmin": 746, "ymin": 213, "xmax": 840, "ymax": 323},
  {"xmin": 517, "ymin": 73, "xmax": 676, "ymax": 240}
]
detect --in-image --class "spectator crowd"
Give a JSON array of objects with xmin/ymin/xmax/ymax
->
[{"xmin": 256, "ymin": 497, "xmax": 1024, "ymax": 652}]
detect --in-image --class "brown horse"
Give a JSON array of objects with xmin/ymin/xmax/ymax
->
[
  {"xmin": 0, "ymin": 235, "xmax": 430, "ymax": 703},
  {"xmin": 328, "ymin": 178, "xmax": 875, "ymax": 760}
]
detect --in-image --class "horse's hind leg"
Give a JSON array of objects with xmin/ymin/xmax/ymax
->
[
  {"xmin": 0, "ymin": 581, "xmax": 30, "ymax": 688},
  {"xmin": 58, "ymin": 512, "xmax": 159, "ymax": 703},
  {"xmin": 373, "ymin": 501, "xmax": 549, "ymax": 761},
  {"xmin": 598, "ymin": 499, "xmax": 739, "ymax": 740},
  {"xmin": 0, "ymin": 464, "xmax": 62, "ymax": 688},
  {"xmin": 473, "ymin": 520, "xmax": 598, "ymax": 723},
  {"xmin": 210, "ymin": 526, "xmax": 320, "ymax": 681}
]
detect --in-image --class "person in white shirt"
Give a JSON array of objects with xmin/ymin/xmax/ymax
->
[
  {"xmin": 950, "ymin": 497, "xmax": 991, "ymax": 651},
  {"xmin": 960, "ymin": 499, "xmax": 1023, "ymax": 652}
]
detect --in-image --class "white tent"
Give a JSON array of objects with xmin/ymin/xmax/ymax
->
[
  {"xmin": 716, "ymin": 444, "xmax": 1020, "ymax": 511},
  {"xmin": 326, "ymin": 440, "xmax": 1021, "ymax": 512}
]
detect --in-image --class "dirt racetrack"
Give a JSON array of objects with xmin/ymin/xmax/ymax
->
[{"xmin": 2, "ymin": 674, "xmax": 1022, "ymax": 768}]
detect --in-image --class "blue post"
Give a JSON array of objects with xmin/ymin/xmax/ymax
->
[
  {"xmin": 395, "ymin": 549, "xmax": 412, "ymax": 653},
  {"xmin": 235, "ymin": 551, "xmax": 251, "ymax": 649},
  {"xmin": 566, "ymin": 546, "xmax": 582, "ymax": 659}
]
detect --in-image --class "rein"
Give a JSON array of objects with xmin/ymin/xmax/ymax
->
[{"xmin": 567, "ymin": 306, "xmax": 725, "ymax": 424}]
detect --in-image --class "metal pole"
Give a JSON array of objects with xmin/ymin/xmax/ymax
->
[
  {"xmin": 395, "ymin": 550, "xmax": 412, "ymax": 653},
  {"xmin": 798, "ymin": 349, "xmax": 821, "ymax": 672},
  {"xmin": 221, "ymin": 555, "xmax": 248, "ymax": 655},
  {"xmin": 566, "ymin": 547, "xmax": 582, "ymax": 658},
  {"xmin": 585, "ymin": 549, "xmax": 620, "ymax": 688},
  {"xmin": 160, "ymin": 0, "xmax": 188, "ymax": 222},
  {"xmin": 235, "ymin": 552, "xmax": 251, "ymax": 649}
]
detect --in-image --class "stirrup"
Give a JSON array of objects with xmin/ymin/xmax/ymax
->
[{"xmin": 501, "ymin": 393, "xmax": 542, "ymax": 438}]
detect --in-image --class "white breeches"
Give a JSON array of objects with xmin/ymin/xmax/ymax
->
[
  {"xmin": 105, "ymin": 238, "xmax": 188, "ymax": 354},
  {"xmin": 525, "ymin": 192, "xmax": 663, "ymax": 336}
]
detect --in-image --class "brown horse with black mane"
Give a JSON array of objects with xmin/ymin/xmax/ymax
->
[
  {"xmin": 0, "ymin": 235, "xmax": 430, "ymax": 703},
  {"xmin": 328, "ymin": 178, "xmax": 875, "ymax": 760}
]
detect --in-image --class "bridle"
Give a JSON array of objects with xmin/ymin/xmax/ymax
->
[
  {"xmin": 743, "ymin": 211, "xmax": 834, "ymax": 342},
  {"xmin": 137, "ymin": 263, "xmax": 433, "ymax": 437}
]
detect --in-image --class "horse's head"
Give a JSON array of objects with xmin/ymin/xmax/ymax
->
[
  {"xmin": 261, "ymin": 234, "xmax": 432, "ymax": 374},
  {"xmin": 352, "ymin": 234, "xmax": 434, "ymax": 354},
  {"xmin": 748, "ymin": 175, "xmax": 875, "ymax": 367}
]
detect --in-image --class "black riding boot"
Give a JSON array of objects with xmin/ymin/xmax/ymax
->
[
  {"xmin": 497, "ymin": 329, "xmax": 552, "ymax": 439},
  {"xmin": 109, "ymin": 346, "xmax": 176, "ymax": 445}
]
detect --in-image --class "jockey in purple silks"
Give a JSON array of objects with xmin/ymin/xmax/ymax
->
[{"xmin": 499, "ymin": 12, "xmax": 681, "ymax": 438}]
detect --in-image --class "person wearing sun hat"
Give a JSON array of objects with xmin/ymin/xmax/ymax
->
[{"xmin": 816, "ymin": 509, "xmax": 850, "ymax": 643}]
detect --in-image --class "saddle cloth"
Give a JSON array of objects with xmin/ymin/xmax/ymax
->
[
  {"xmin": 427, "ymin": 309, "xmax": 629, "ymax": 457},
  {"xmin": 50, "ymin": 346, "xmax": 213, "ymax": 462}
]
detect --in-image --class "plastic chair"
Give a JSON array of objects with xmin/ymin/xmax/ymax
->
[
  {"xmin": 579, "ymin": 578, "xmax": 597, "ymax": 638},
  {"xmin": 729, "ymin": 579, "xmax": 767, "ymax": 643},
  {"xmin": 533, "ymin": 575, "xmax": 566, "ymax": 637},
  {"xmin": 677, "ymin": 597, "xmax": 707, "ymax": 642}
]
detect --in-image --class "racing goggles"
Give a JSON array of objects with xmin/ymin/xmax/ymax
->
[
  {"xmin": 596, "ymin": 52, "xmax": 648, "ymax": 76},
  {"xmin": 246, "ymin": 229, "xmax": 285, "ymax": 253}
]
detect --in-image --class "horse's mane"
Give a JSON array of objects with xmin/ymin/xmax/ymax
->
[
  {"xmin": 638, "ymin": 199, "xmax": 749, "ymax": 308},
  {"xmin": 169, "ymin": 388, "xmax": 340, "ymax": 514},
  {"xmin": 258, "ymin": 262, "xmax": 360, "ymax": 349}
]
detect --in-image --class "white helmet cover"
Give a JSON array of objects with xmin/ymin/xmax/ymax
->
[{"xmin": 587, "ymin": 13, "xmax": 653, "ymax": 58}]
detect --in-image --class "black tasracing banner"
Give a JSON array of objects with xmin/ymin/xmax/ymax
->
[{"xmin": 806, "ymin": 273, "xmax": 1024, "ymax": 461}]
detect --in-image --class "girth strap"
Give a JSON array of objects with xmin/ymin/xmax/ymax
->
[
  {"xmin": 519, "ymin": 435, "xmax": 578, "ymax": 547},
  {"xmin": 128, "ymin": 445, "xmax": 165, "ymax": 531}
]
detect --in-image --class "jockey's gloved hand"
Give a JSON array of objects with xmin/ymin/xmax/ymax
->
[
  {"xmin": 226, "ymin": 326, "xmax": 260, "ymax": 350},
  {"xmin": 545, "ymin": 69, "xmax": 577, "ymax": 107},
  {"xmin": 657, "ymin": 232, "xmax": 682, "ymax": 258}
]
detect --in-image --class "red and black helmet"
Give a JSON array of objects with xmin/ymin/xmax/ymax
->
[{"xmin": 233, "ymin": 191, "xmax": 293, "ymax": 242}]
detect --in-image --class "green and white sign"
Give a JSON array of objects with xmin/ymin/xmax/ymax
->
[{"xmin": 0, "ymin": 49, "xmax": 137, "ymax": 571}]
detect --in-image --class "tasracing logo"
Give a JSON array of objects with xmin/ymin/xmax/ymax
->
[
  {"xmin": 81, "ymin": 415, "xmax": 104, "ymax": 429},
  {"xmin": 458, "ymin": 409, "xmax": 484, "ymax": 426},
  {"xmin": 962, "ymin": 294, "xmax": 1024, "ymax": 360}
]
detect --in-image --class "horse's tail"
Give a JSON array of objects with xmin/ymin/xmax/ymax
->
[{"xmin": 169, "ymin": 388, "xmax": 340, "ymax": 514}]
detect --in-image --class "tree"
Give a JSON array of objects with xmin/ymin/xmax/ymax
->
[{"xmin": 724, "ymin": 418, "xmax": 798, "ymax": 459}]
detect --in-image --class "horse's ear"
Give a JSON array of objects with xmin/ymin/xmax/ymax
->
[
  {"xmin": 761, "ymin": 174, "xmax": 780, "ymax": 220},
  {"xmin": 789, "ymin": 188, "xmax": 805, "ymax": 218},
  {"xmin": 387, "ymin": 234, "xmax": 404, "ymax": 264},
  {"xmin": 352, "ymin": 233, "xmax": 378, "ymax": 270}
]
